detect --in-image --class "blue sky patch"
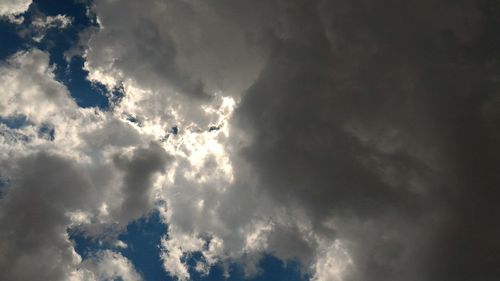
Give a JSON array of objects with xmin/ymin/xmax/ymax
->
[
  {"xmin": 118, "ymin": 212, "xmax": 173, "ymax": 281},
  {"xmin": 31, "ymin": 0, "xmax": 110, "ymax": 109},
  {"xmin": 0, "ymin": 115, "xmax": 29, "ymax": 129},
  {"xmin": 0, "ymin": 20, "xmax": 27, "ymax": 60}
]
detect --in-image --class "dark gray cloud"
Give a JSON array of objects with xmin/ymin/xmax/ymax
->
[
  {"xmin": 232, "ymin": 0, "xmax": 500, "ymax": 280},
  {"xmin": 267, "ymin": 223, "xmax": 317, "ymax": 266},
  {"xmin": 0, "ymin": 144, "xmax": 171, "ymax": 281},
  {"xmin": 86, "ymin": 0, "xmax": 208, "ymax": 98},
  {"xmin": 0, "ymin": 153, "xmax": 96, "ymax": 281},
  {"xmin": 112, "ymin": 142, "xmax": 171, "ymax": 223}
]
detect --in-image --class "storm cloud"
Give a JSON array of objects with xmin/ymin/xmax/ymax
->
[{"xmin": 233, "ymin": 0, "xmax": 500, "ymax": 280}]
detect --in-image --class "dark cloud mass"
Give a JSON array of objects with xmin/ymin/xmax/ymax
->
[
  {"xmin": 233, "ymin": 0, "xmax": 500, "ymax": 280},
  {"xmin": 112, "ymin": 142, "xmax": 171, "ymax": 223},
  {"xmin": 0, "ymin": 153, "xmax": 94, "ymax": 281}
]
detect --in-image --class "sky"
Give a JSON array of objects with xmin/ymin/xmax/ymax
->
[{"xmin": 0, "ymin": 0, "xmax": 499, "ymax": 281}]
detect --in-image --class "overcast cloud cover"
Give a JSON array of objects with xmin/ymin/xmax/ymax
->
[{"xmin": 1, "ymin": 0, "xmax": 499, "ymax": 280}]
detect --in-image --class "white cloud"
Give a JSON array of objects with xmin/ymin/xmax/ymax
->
[
  {"xmin": 29, "ymin": 14, "xmax": 72, "ymax": 42},
  {"xmin": 80, "ymin": 1, "xmax": 360, "ymax": 279},
  {"xmin": 0, "ymin": 49, "xmax": 170, "ymax": 280},
  {"xmin": 0, "ymin": 49, "xmax": 77, "ymax": 123},
  {"xmin": 32, "ymin": 14, "xmax": 72, "ymax": 29},
  {"xmin": 4, "ymin": 14, "xmax": 24, "ymax": 24},
  {"xmin": 0, "ymin": 0, "xmax": 31, "ymax": 17},
  {"xmin": 0, "ymin": 10, "xmax": 367, "ymax": 281},
  {"xmin": 73, "ymin": 251, "xmax": 143, "ymax": 281}
]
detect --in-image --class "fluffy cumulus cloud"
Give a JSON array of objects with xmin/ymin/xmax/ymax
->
[
  {"xmin": 72, "ymin": 250, "xmax": 143, "ymax": 281},
  {"xmin": 0, "ymin": 0, "xmax": 31, "ymax": 17},
  {"xmin": 0, "ymin": 49, "xmax": 170, "ymax": 280},
  {"xmin": 1, "ymin": 0, "xmax": 500, "ymax": 281}
]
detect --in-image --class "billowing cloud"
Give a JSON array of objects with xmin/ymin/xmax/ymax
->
[
  {"xmin": 85, "ymin": 0, "xmax": 205, "ymax": 98},
  {"xmin": 0, "ymin": 49, "xmax": 76, "ymax": 123},
  {"xmin": 0, "ymin": 0, "xmax": 31, "ymax": 17},
  {"xmin": 1, "ymin": 0, "xmax": 499, "ymax": 281},
  {"xmin": 0, "ymin": 153, "xmax": 94, "ymax": 281},
  {"xmin": 231, "ymin": 1, "xmax": 500, "ymax": 280},
  {"xmin": 111, "ymin": 142, "xmax": 171, "ymax": 224},
  {"xmin": 73, "ymin": 250, "xmax": 143, "ymax": 281},
  {"xmin": 0, "ymin": 48, "xmax": 171, "ymax": 280}
]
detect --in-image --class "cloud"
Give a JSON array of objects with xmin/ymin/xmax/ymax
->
[
  {"xmin": 142, "ymin": 0, "xmax": 498, "ymax": 280},
  {"xmin": 0, "ymin": 48, "xmax": 170, "ymax": 280},
  {"xmin": 0, "ymin": 49, "xmax": 77, "ymax": 123},
  {"xmin": 0, "ymin": 135, "xmax": 156, "ymax": 281},
  {"xmin": 85, "ymin": 0, "xmax": 206, "ymax": 98},
  {"xmin": 0, "ymin": 152, "xmax": 96, "ymax": 281},
  {"xmin": 111, "ymin": 142, "xmax": 172, "ymax": 224},
  {"xmin": 28, "ymin": 14, "xmax": 73, "ymax": 42},
  {"xmin": 32, "ymin": 14, "xmax": 72, "ymax": 29},
  {"xmin": 2, "ymin": 1, "xmax": 499, "ymax": 281},
  {"xmin": 231, "ymin": 0, "xmax": 500, "ymax": 280},
  {"xmin": 74, "ymin": 250, "xmax": 143, "ymax": 281},
  {"xmin": 0, "ymin": 0, "xmax": 31, "ymax": 17}
]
